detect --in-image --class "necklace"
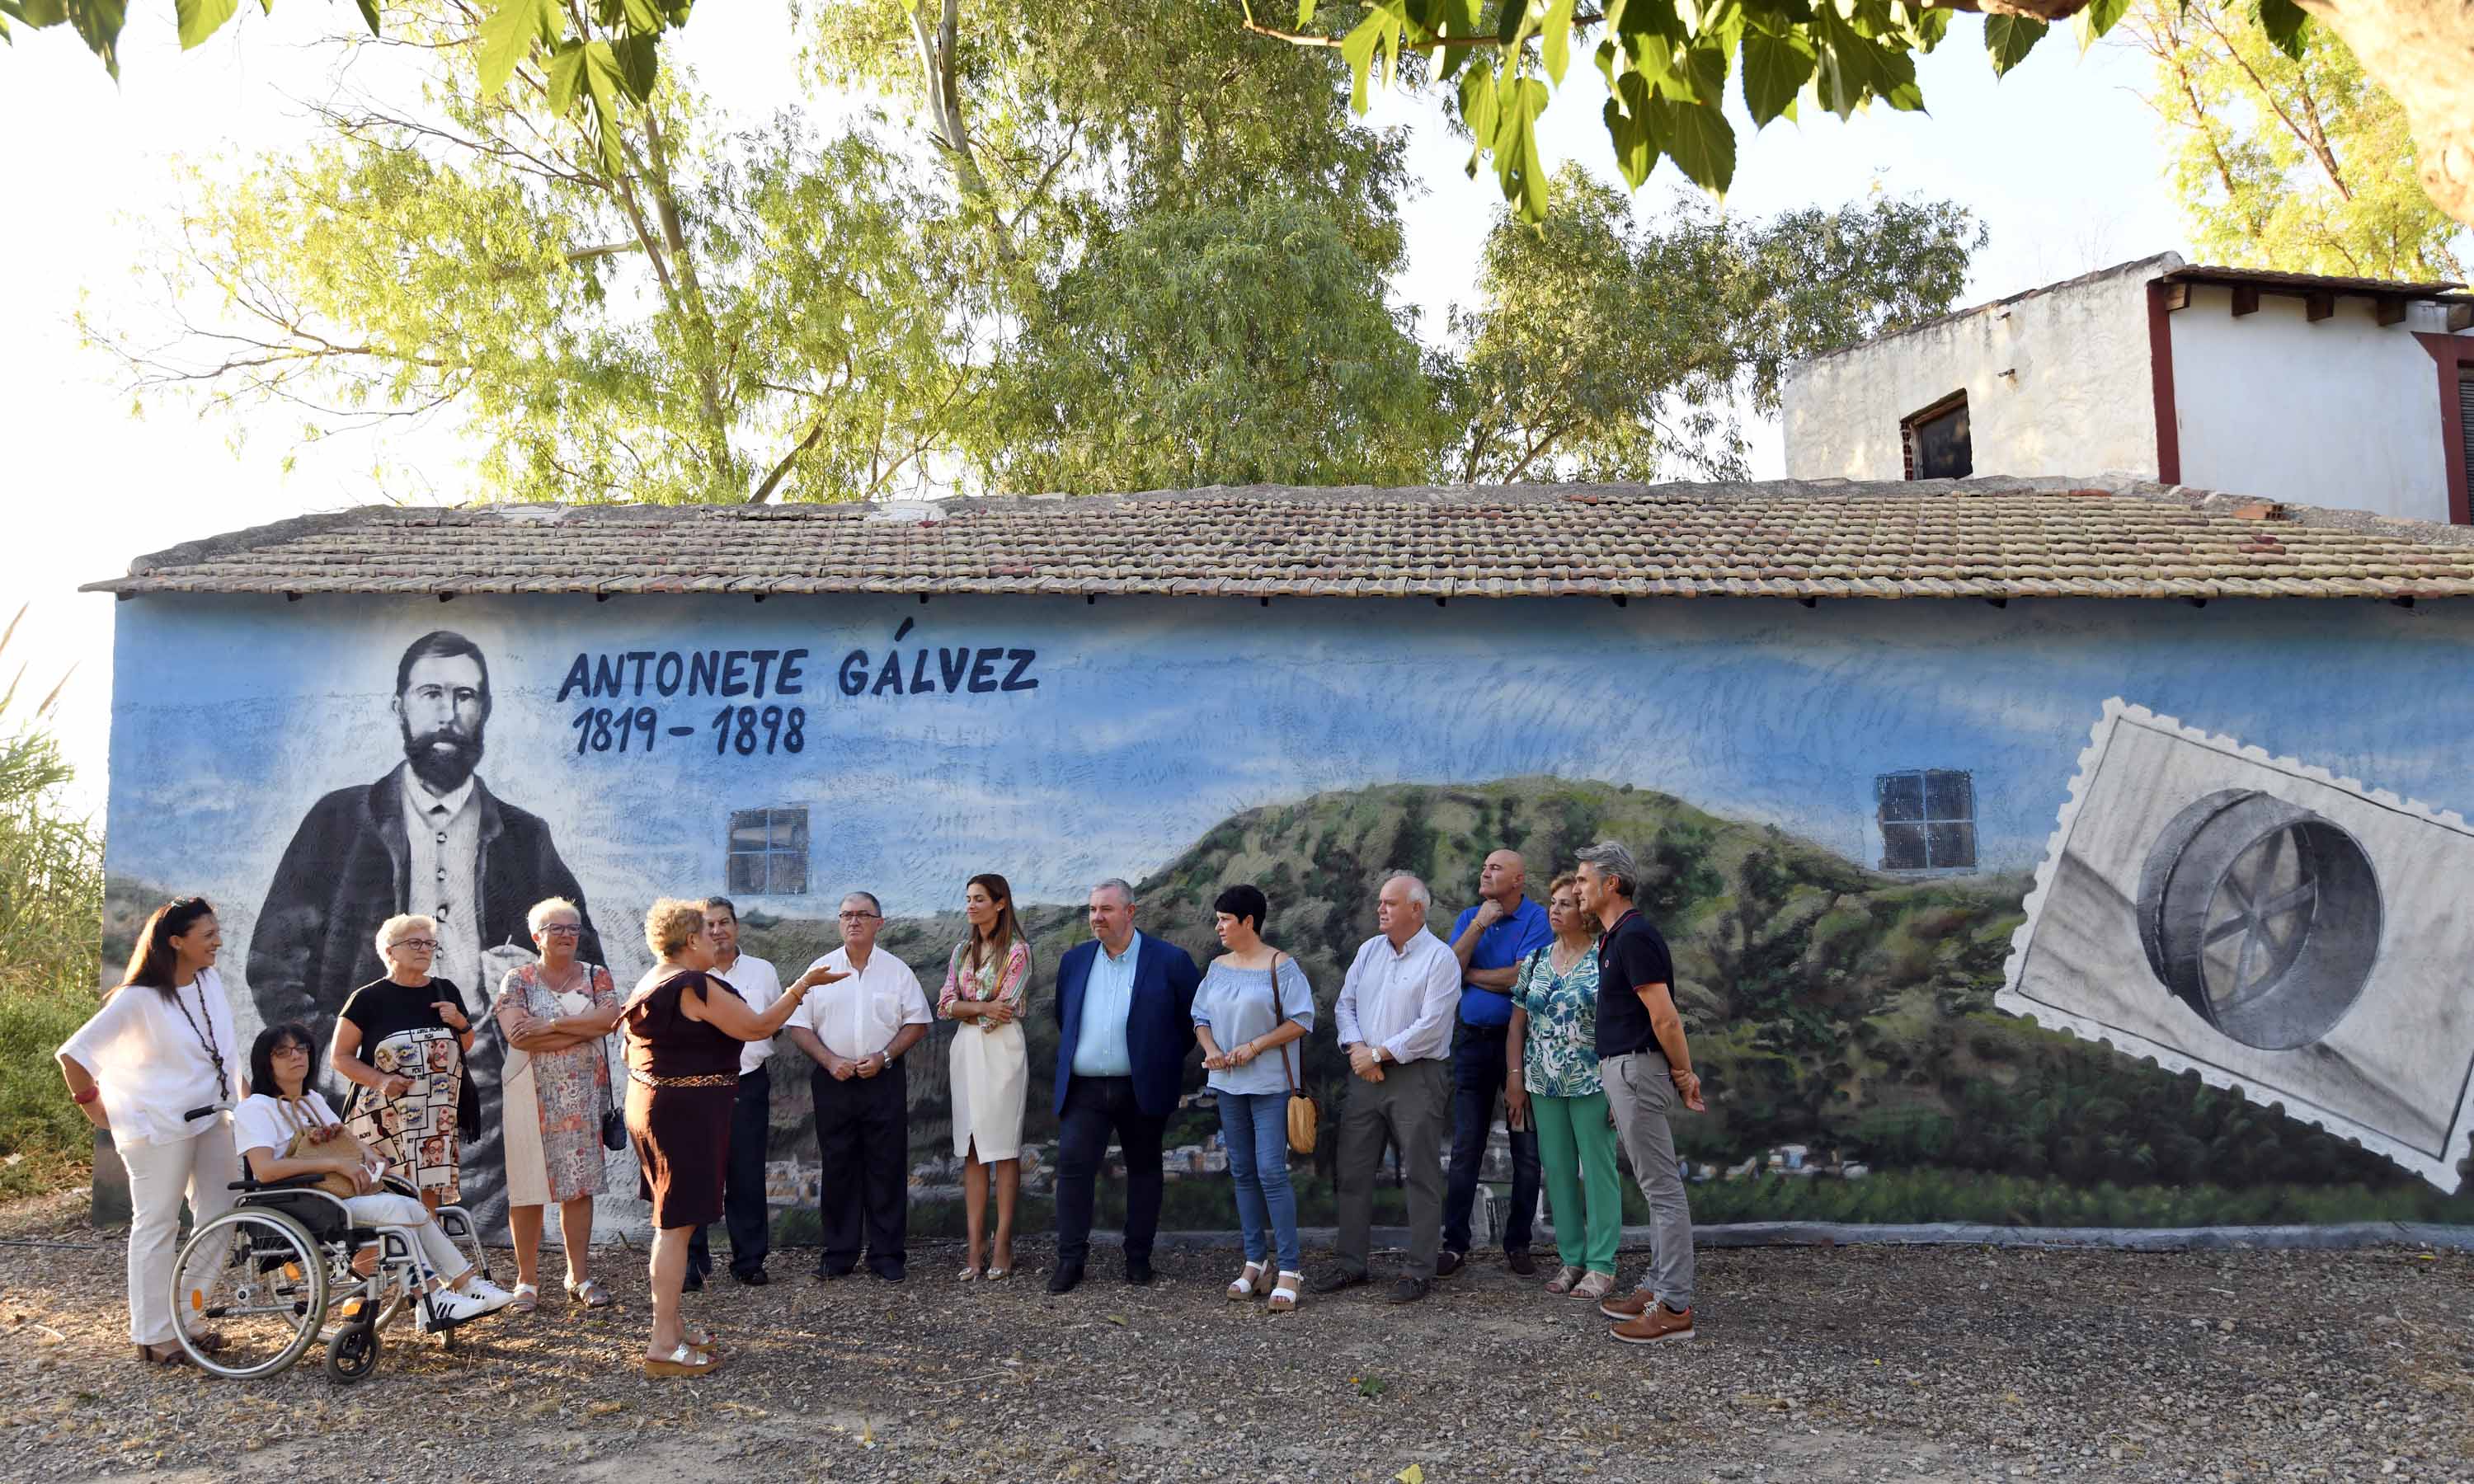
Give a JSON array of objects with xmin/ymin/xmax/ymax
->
[
  {"xmin": 167, "ymin": 973, "xmax": 229, "ymax": 1095},
  {"xmin": 1547, "ymin": 940, "xmax": 1591, "ymax": 977}
]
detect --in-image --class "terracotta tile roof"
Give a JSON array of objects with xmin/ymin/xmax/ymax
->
[{"xmin": 80, "ymin": 478, "xmax": 2474, "ymax": 602}]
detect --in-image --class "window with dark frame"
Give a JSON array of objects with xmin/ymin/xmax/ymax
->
[
  {"xmin": 1901, "ymin": 392, "xmax": 1973, "ymax": 480},
  {"xmin": 727, "ymin": 806, "xmax": 809, "ymax": 895},
  {"xmin": 1874, "ymin": 770, "xmax": 1977, "ymax": 872}
]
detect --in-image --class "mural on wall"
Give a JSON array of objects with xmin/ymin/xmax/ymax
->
[
  {"xmin": 2000, "ymin": 701, "xmax": 2474, "ymax": 1194},
  {"xmin": 99, "ymin": 594, "xmax": 2474, "ymax": 1237}
]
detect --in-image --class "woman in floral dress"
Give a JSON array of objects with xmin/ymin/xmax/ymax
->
[
  {"xmin": 1505, "ymin": 872, "xmax": 1620, "ymax": 1301},
  {"xmin": 493, "ymin": 897, "xmax": 625, "ymax": 1312},
  {"xmin": 939, "ymin": 872, "xmax": 1034, "ymax": 1281}
]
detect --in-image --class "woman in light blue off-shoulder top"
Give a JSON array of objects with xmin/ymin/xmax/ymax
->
[{"xmin": 1191, "ymin": 884, "xmax": 1315, "ymax": 1312}]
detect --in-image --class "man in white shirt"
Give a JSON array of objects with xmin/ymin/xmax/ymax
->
[
  {"xmin": 786, "ymin": 890, "xmax": 930, "ymax": 1283},
  {"xmin": 688, "ymin": 896, "xmax": 784, "ymax": 1289},
  {"xmin": 1310, "ymin": 871, "xmax": 1463, "ymax": 1304}
]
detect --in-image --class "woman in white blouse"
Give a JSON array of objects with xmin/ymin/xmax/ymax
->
[{"xmin": 55, "ymin": 898, "xmax": 244, "ymax": 1365}]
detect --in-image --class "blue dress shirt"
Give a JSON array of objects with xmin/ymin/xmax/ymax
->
[{"xmin": 1071, "ymin": 929, "xmax": 1141, "ymax": 1077}]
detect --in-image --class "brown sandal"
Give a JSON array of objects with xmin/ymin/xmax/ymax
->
[{"xmin": 134, "ymin": 1341, "xmax": 190, "ymax": 1366}]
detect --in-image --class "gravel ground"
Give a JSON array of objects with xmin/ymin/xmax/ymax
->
[{"xmin": 2, "ymin": 1190, "xmax": 2469, "ymax": 1483}]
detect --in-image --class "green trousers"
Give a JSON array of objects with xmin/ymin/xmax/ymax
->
[{"xmin": 1531, "ymin": 1090, "xmax": 1622, "ymax": 1275}]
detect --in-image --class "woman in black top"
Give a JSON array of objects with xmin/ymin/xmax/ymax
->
[{"xmin": 332, "ymin": 913, "xmax": 476, "ymax": 1212}]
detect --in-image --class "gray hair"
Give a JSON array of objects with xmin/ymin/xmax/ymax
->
[
  {"xmin": 1381, "ymin": 871, "xmax": 1432, "ymax": 910},
  {"xmin": 374, "ymin": 913, "xmax": 438, "ymax": 960},
  {"xmin": 526, "ymin": 897, "xmax": 583, "ymax": 937},
  {"xmin": 840, "ymin": 890, "xmax": 883, "ymax": 916},
  {"xmin": 1090, "ymin": 878, "xmax": 1136, "ymax": 908},
  {"xmin": 1575, "ymin": 840, "xmax": 1639, "ymax": 899}
]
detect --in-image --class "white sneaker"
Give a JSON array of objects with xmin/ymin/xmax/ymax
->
[
  {"xmin": 417, "ymin": 1284, "xmax": 512, "ymax": 1331},
  {"xmin": 462, "ymin": 1276, "xmax": 515, "ymax": 1305}
]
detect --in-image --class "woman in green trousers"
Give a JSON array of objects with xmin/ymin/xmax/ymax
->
[{"xmin": 1506, "ymin": 873, "xmax": 1621, "ymax": 1301}]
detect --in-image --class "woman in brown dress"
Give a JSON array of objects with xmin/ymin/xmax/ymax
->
[{"xmin": 623, "ymin": 898, "xmax": 840, "ymax": 1378}]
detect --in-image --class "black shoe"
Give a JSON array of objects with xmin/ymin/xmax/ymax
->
[
  {"xmin": 1385, "ymin": 1276, "xmax": 1432, "ymax": 1304},
  {"xmin": 811, "ymin": 1266, "xmax": 853, "ymax": 1283},
  {"xmin": 1306, "ymin": 1266, "xmax": 1369, "ymax": 1294},
  {"xmin": 1506, "ymin": 1250, "xmax": 1537, "ymax": 1277},
  {"xmin": 1124, "ymin": 1257, "xmax": 1155, "ymax": 1286},
  {"xmin": 681, "ymin": 1270, "xmax": 705, "ymax": 1293},
  {"xmin": 731, "ymin": 1268, "xmax": 769, "ymax": 1287},
  {"xmin": 870, "ymin": 1266, "xmax": 906, "ymax": 1284},
  {"xmin": 1046, "ymin": 1262, "xmax": 1085, "ymax": 1295},
  {"xmin": 1435, "ymin": 1249, "xmax": 1467, "ymax": 1278}
]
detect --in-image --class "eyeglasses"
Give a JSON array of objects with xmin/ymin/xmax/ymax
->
[
  {"xmin": 390, "ymin": 938, "xmax": 440, "ymax": 952},
  {"xmin": 837, "ymin": 913, "xmax": 881, "ymax": 923},
  {"xmin": 272, "ymin": 1044, "xmax": 311, "ymax": 1057},
  {"xmin": 539, "ymin": 923, "xmax": 583, "ymax": 937}
]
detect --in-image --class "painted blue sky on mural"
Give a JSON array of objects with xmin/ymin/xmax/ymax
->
[{"xmin": 106, "ymin": 593, "xmax": 2473, "ymax": 960}]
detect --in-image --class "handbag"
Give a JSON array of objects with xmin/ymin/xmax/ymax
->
[
  {"xmin": 277, "ymin": 1097, "xmax": 361, "ymax": 1200},
  {"xmin": 1267, "ymin": 952, "xmax": 1319, "ymax": 1156},
  {"xmin": 586, "ymin": 965, "xmax": 628, "ymax": 1151}
]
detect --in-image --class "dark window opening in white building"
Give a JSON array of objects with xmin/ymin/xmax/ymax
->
[
  {"xmin": 1875, "ymin": 769, "xmax": 1976, "ymax": 871},
  {"xmin": 1903, "ymin": 392, "xmax": 1973, "ymax": 480},
  {"xmin": 727, "ymin": 806, "xmax": 808, "ymax": 895}
]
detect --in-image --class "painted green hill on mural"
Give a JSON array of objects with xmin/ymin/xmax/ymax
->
[{"xmin": 745, "ymin": 776, "xmax": 2472, "ymax": 1226}]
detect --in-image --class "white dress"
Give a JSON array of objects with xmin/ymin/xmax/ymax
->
[{"xmin": 942, "ymin": 940, "xmax": 1031, "ymax": 1162}]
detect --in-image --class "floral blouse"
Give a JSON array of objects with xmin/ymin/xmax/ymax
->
[
  {"xmin": 939, "ymin": 938, "xmax": 1032, "ymax": 1021},
  {"xmin": 1511, "ymin": 939, "xmax": 1604, "ymax": 1099}
]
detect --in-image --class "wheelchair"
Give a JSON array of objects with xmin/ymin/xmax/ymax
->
[{"xmin": 167, "ymin": 1172, "xmax": 497, "ymax": 1384}]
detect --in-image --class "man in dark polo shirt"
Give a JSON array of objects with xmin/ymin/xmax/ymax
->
[
  {"xmin": 1438, "ymin": 848, "xmax": 1553, "ymax": 1276},
  {"xmin": 1574, "ymin": 839, "xmax": 1704, "ymax": 1343}
]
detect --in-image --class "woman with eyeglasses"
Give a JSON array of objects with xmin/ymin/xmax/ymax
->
[
  {"xmin": 332, "ymin": 913, "xmax": 476, "ymax": 1214},
  {"xmin": 491, "ymin": 896, "xmax": 623, "ymax": 1312},
  {"xmin": 56, "ymin": 897, "xmax": 244, "ymax": 1364}
]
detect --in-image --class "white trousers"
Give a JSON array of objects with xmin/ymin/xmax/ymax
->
[
  {"xmin": 342, "ymin": 1191, "xmax": 472, "ymax": 1283},
  {"xmin": 120, "ymin": 1120, "xmax": 239, "ymax": 1345}
]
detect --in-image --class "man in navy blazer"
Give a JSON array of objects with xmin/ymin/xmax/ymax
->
[{"xmin": 1047, "ymin": 878, "xmax": 1202, "ymax": 1294}]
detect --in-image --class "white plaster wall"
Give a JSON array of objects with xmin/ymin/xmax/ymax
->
[
  {"xmin": 1782, "ymin": 257, "xmax": 2169, "ymax": 481},
  {"xmin": 2169, "ymin": 289, "xmax": 2455, "ymax": 522}
]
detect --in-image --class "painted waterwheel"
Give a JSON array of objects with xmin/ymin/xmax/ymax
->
[{"xmin": 2136, "ymin": 788, "xmax": 2382, "ymax": 1050}]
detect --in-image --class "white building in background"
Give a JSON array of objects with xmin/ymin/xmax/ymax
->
[{"xmin": 1781, "ymin": 253, "xmax": 2474, "ymax": 525}]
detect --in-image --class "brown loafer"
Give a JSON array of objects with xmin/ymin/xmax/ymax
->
[
  {"xmin": 1507, "ymin": 1250, "xmax": 1537, "ymax": 1276},
  {"xmin": 1610, "ymin": 1303, "xmax": 1696, "ymax": 1345},
  {"xmin": 134, "ymin": 1342, "xmax": 190, "ymax": 1366},
  {"xmin": 1598, "ymin": 1286, "xmax": 1653, "ymax": 1321}
]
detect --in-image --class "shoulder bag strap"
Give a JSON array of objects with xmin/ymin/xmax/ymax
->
[{"xmin": 1268, "ymin": 953, "xmax": 1300, "ymax": 1094}]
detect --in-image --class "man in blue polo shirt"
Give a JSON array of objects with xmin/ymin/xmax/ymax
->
[{"xmin": 1437, "ymin": 848, "xmax": 1554, "ymax": 1276}]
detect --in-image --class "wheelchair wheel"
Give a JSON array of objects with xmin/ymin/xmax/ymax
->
[
  {"xmin": 171, "ymin": 1207, "xmax": 328, "ymax": 1378},
  {"xmin": 323, "ymin": 1321, "xmax": 380, "ymax": 1385}
]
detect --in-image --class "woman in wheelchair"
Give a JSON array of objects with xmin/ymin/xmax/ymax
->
[{"xmin": 232, "ymin": 1023, "xmax": 517, "ymax": 1331}]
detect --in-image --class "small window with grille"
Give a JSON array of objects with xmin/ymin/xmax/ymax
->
[
  {"xmin": 1901, "ymin": 392, "xmax": 1972, "ymax": 480},
  {"xmin": 1874, "ymin": 770, "xmax": 1976, "ymax": 872},
  {"xmin": 727, "ymin": 806, "xmax": 809, "ymax": 895}
]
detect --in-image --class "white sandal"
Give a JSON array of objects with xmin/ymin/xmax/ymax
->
[
  {"xmin": 1267, "ymin": 1270, "xmax": 1302, "ymax": 1313},
  {"xmin": 1226, "ymin": 1261, "xmax": 1268, "ymax": 1300}
]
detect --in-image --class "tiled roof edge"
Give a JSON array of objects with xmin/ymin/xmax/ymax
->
[{"xmin": 82, "ymin": 505, "xmax": 397, "ymax": 593}]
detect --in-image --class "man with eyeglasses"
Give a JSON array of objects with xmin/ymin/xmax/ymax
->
[
  {"xmin": 686, "ymin": 896, "xmax": 783, "ymax": 1289},
  {"xmin": 784, "ymin": 890, "xmax": 929, "ymax": 1283}
]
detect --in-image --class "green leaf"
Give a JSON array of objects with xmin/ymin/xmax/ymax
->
[
  {"xmin": 1739, "ymin": 24, "xmax": 1813, "ymax": 128},
  {"xmin": 579, "ymin": 38, "xmax": 623, "ymax": 114},
  {"xmin": 618, "ymin": 0, "xmax": 663, "ymax": 30},
  {"xmin": 1909, "ymin": 7, "xmax": 1951, "ymax": 52},
  {"xmin": 1602, "ymin": 72, "xmax": 1660, "ymax": 190},
  {"xmin": 2074, "ymin": 0, "xmax": 2130, "ymax": 54},
  {"xmin": 2255, "ymin": 0, "xmax": 2308, "ymax": 60},
  {"xmin": 1983, "ymin": 14, "xmax": 2046, "ymax": 77},
  {"xmin": 354, "ymin": 0, "xmax": 379, "ymax": 35},
  {"xmin": 546, "ymin": 35, "xmax": 586, "ymax": 115},
  {"xmin": 480, "ymin": 0, "xmax": 565, "ymax": 98},
  {"xmin": 174, "ymin": 0, "xmax": 236, "ymax": 50},
  {"xmin": 1494, "ymin": 73, "xmax": 1551, "ymax": 221},
  {"xmin": 1296, "ymin": 0, "xmax": 1315, "ymax": 25},
  {"xmin": 1656, "ymin": 93, "xmax": 1734, "ymax": 195},
  {"xmin": 1540, "ymin": 0, "xmax": 1575, "ymax": 84},
  {"xmin": 1458, "ymin": 53, "xmax": 1500, "ymax": 150},
  {"xmin": 1339, "ymin": 5, "xmax": 1403, "ymax": 115},
  {"xmin": 613, "ymin": 31, "xmax": 659, "ymax": 101}
]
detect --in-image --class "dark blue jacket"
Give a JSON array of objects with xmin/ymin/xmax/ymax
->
[{"xmin": 1051, "ymin": 932, "xmax": 1203, "ymax": 1120}]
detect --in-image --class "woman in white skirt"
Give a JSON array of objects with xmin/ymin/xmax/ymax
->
[{"xmin": 938, "ymin": 872, "xmax": 1032, "ymax": 1282}]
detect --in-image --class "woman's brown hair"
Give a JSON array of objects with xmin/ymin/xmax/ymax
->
[
  {"xmin": 113, "ymin": 897, "xmax": 216, "ymax": 1003},
  {"xmin": 962, "ymin": 872, "xmax": 1024, "ymax": 974}
]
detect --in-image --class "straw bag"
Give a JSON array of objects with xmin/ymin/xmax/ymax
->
[
  {"xmin": 1268, "ymin": 953, "xmax": 1318, "ymax": 1156},
  {"xmin": 276, "ymin": 1097, "xmax": 361, "ymax": 1200}
]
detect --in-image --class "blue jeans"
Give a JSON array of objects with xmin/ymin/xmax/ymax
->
[
  {"xmin": 1218, "ymin": 1092, "xmax": 1301, "ymax": 1275},
  {"xmin": 1443, "ymin": 1023, "xmax": 1541, "ymax": 1254}
]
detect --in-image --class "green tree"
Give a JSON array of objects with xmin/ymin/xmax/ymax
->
[
  {"xmin": 18, "ymin": 4, "xmax": 2474, "ymax": 241},
  {"xmin": 1445, "ymin": 167, "xmax": 1982, "ymax": 483},
  {"xmin": 981, "ymin": 198, "xmax": 1447, "ymax": 492},
  {"xmin": 0, "ymin": 608, "xmax": 105, "ymax": 1196},
  {"xmin": 2120, "ymin": 0, "xmax": 2462, "ymax": 279},
  {"xmin": 87, "ymin": 6, "xmax": 980, "ymax": 502}
]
